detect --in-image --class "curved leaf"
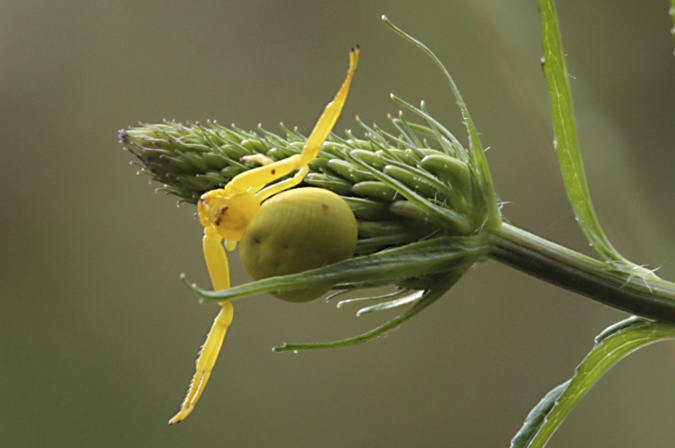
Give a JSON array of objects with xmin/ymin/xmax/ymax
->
[
  {"xmin": 538, "ymin": 0, "xmax": 627, "ymax": 265},
  {"xmin": 275, "ymin": 269, "xmax": 466, "ymax": 351},
  {"xmin": 186, "ymin": 235, "xmax": 490, "ymax": 303},
  {"xmin": 511, "ymin": 317, "xmax": 675, "ymax": 448}
]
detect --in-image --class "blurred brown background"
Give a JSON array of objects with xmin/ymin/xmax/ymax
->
[{"xmin": 2, "ymin": 1, "xmax": 674, "ymax": 447}]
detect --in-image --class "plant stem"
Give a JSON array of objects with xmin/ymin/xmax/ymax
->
[{"xmin": 488, "ymin": 223, "xmax": 675, "ymax": 324}]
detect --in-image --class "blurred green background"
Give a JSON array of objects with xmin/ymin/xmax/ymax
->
[{"xmin": 2, "ymin": 1, "xmax": 674, "ymax": 447}]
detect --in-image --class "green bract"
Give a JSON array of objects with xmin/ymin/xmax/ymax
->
[{"xmin": 121, "ymin": 93, "xmax": 499, "ymax": 348}]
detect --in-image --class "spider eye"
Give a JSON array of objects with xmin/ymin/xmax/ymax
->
[
  {"xmin": 198, "ymin": 192, "xmax": 260, "ymax": 241},
  {"xmin": 239, "ymin": 188, "xmax": 358, "ymax": 302}
]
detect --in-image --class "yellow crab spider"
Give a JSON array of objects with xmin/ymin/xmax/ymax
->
[{"xmin": 168, "ymin": 47, "xmax": 359, "ymax": 425}]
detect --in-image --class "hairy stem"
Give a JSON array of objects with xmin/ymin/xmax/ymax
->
[{"xmin": 489, "ymin": 223, "xmax": 675, "ymax": 324}]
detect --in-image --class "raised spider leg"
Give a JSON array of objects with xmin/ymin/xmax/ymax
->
[
  {"xmin": 227, "ymin": 46, "xmax": 360, "ymax": 199},
  {"xmin": 298, "ymin": 46, "xmax": 359, "ymax": 166}
]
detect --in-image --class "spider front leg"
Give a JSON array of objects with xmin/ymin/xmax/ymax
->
[
  {"xmin": 168, "ymin": 304, "xmax": 233, "ymax": 425},
  {"xmin": 201, "ymin": 225, "xmax": 233, "ymax": 291},
  {"xmin": 169, "ymin": 226, "xmax": 235, "ymax": 425}
]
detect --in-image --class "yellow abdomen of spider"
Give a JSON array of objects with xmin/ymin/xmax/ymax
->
[{"xmin": 240, "ymin": 187, "xmax": 358, "ymax": 302}]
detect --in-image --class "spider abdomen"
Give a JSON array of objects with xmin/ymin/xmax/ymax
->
[{"xmin": 240, "ymin": 187, "xmax": 358, "ymax": 302}]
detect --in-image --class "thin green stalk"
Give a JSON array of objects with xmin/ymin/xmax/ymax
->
[
  {"xmin": 538, "ymin": 0, "xmax": 630, "ymax": 266},
  {"xmin": 489, "ymin": 223, "xmax": 675, "ymax": 324}
]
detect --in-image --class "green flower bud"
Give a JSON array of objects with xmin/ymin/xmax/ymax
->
[{"xmin": 122, "ymin": 95, "xmax": 500, "ymax": 350}]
